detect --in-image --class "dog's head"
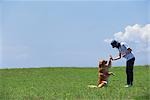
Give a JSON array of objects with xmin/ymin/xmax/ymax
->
[{"xmin": 99, "ymin": 60, "xmax": 107, "ymax": 67}]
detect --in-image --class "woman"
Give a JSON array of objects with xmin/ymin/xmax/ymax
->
[{"xmin": 110, "ymin": 40, "xmax": 135, "ymax": 87}]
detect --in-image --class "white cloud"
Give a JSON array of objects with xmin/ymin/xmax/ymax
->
[
  {"xmin": 115, "ymin": 24, "xmax": 150, "ymax": 53},
  {"xmin": 114, "ymin": 24, "xmax": 150, "ymax": 43},
  {"xmin": 104, "ymin": 38, "xmax": 113, "ymax": 43},
  {"xmin": 105, "ymin": 24, "xmax": 150, "ymax": 53}
]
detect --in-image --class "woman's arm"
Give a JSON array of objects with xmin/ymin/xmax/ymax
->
[{"xmin": 112, "ymin": 53, "xmax": 121, "ymax": 61}]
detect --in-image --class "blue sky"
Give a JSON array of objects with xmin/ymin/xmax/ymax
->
[{"xmin": 0, "ymin": 0, "xmax": 149, "ymax": 68}]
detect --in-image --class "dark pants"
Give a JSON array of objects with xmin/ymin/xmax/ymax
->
[{"xmin": 126, "ymin": 57, "xmax": 135, "ymax": 85}]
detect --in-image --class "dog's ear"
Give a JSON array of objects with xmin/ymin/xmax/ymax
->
[
  {"xmin": 99, "ymin": 60, "xmax": 103, "ymax": 65},
  {"xmin": 99, "ymin": 61, "xmax": 102, "ymax": 68},
  {"xmin": 99, "ymin": 60, "xmax": 104, "ymax": 68}
]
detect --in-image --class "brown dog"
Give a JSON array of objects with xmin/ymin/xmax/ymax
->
[{"xmin": 97, "ymin": 57, "xmax": 114, "ymax": 88}]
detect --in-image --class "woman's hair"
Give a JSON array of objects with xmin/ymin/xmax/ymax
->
[{"xmin": 111, "ymin": 40, "xmax": 120, "ymax": 48}]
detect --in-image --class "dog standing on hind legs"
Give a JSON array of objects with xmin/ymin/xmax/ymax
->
[{"xmin": 97, "ymin": 56, "xmax": 114, "ymax": 88}]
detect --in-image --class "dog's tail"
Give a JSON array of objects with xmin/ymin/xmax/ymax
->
[{"xmin": 88, "ymin": 85, "xmax": 97, "ymax": 88}]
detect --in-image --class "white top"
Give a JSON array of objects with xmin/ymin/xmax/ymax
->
[{"xmin": 118, "ymin": 42, "xmax": 135, "ymax": 61}]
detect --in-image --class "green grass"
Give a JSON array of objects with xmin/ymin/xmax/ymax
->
[{"xmin": 0, "ymin": 66, "xmax": 149, "ymax": 100}]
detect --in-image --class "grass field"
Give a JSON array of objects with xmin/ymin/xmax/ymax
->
[{"xmin": 0, "ymin": 66, "xmax": 149, "ymax": 100}]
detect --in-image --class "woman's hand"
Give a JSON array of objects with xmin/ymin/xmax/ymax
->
[{"xmin": 109, "ymin": 55, "xmax": 113, "ymax": 60}]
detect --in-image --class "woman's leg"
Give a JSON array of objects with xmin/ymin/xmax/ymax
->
[{"xmin": 126, "ymin": 57, "xmax": 135, "ymax": 85}]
